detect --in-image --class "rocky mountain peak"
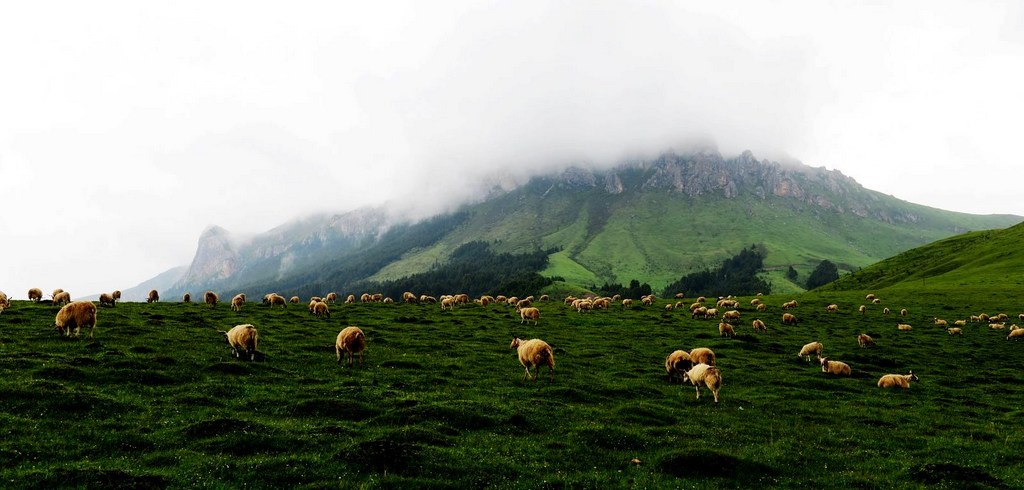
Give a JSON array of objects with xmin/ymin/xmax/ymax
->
[{"xmin": 176, "ymin": 225, "xmax": 241, "ymax": 287}]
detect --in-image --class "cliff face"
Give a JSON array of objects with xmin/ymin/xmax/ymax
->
[{"xmin": 178, "ymin": 226, "xmax": 239, "ymax": 286}]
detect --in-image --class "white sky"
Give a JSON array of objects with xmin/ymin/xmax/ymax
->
[{"xmin": 2, "ymin": 1, "xmax": 1023, "ymax": 298}]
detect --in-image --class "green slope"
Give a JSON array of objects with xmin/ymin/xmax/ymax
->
[{"xmin": 829, "ymin": 221, "xmax": 1024, "ymax": 291}]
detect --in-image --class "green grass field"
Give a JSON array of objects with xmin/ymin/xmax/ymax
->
[{"xmin": 0, "ymin": 292, "xmax": 1022, "ymax": 488}]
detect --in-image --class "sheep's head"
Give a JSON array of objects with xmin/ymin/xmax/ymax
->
[
  {"xmin": 909, "ymin": 371, "xmax": 919, "ymax": 382},
  {"xmin": 220, "ymin": 331, "xmax": 230, "ymax": 343},
  {"xmin": 509, "ymin": 338, "xmax": 521, "ymax": 349}
]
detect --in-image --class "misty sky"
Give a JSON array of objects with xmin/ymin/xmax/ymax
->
[{"xmin": 2, "ymin": 1, "xmax": 1023, "ymax": 298}]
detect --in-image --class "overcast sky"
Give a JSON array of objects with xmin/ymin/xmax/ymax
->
[{"xmin": 2, "ymin": 1, "xmax": 1023, "ymax": 298}]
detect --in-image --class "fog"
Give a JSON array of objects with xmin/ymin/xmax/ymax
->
[{"xmin": 2, "ymin": 1, "xmax": 1023, "ymax": 297}]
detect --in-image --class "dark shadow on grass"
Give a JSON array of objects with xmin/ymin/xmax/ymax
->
[
  {"xmin": 22, "ymin": 468, "xmax": 168, "ymax": 489},
  {"xmin": 290, "ymin": 399, "xmax": 378, "ymax": 420},
  {"xmin": 658, "ymin": 450, "xmax": 777, "ymax": 480},
  {"xmin": 908, "ymin": 463, "xmax": 1010, "ymax": 489}
]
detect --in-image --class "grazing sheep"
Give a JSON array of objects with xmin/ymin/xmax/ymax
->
[
  {"xmin": 1007, "ymin": 328, "xmax": 1024, "ymax": 341},
  {"xmin": 147, "ymin": 289, "xmax": 159, "ymax": 303},
  {"xmin": 290, "ymin": 296, "xmax": 300, "ymax": 304},
  {"xmin": 53, "ymin": 291, "xmax": 71, "ymax": 307},
  {"xmin": 1019, "ymin": 313, "xmax": 1024, "ymax": 322},
  {"xmin": 883, "ymin": 307, "xmax": 891, "ymax": 314},
  {"xmin": 782, "ymin": 300, "xmax": 798, "ymax": 309},
  {"xmin": 722, "ymin": 310, "xmax": 741, "ymax": 322},
  {"xmin": 222, "ymin": 324, "xmax": 259, "ymax": 361},
  {"xmin": 782, "ymin": 313, "xmax": 798, "ymax": 325},
  {"xmin": 756, "ymin": 303, "xmax": 767, "ymax": 312},
  {"xmin": 622, "ymin": 299, "xmax": 634, "ymax": 308},
  {"xmin": 946, "ymin": 327, "xmax": 963, "ymax": 336},
  {"xmin": 857, "ymin": 333, "xmax": 876, "ymax": 348},
  {"xmin": 112, "ymin": 290, "xmax": 121, "ymax": 302},
  {"xmin": 750, "ymin": 298, "xmax": 761, "ymax": 306},
  {"xmin": 266, "ymin": 293, "xmax": 287, "ymax": 308},
  {"xmin": 826, "ymin": 304, "xmax": 839, "ymax": 312},
  {"xmin": 440, "ymin": 297, "xmax": 455, "ymax": 311},
  {"xmin": 990, "ymin": 323, "xmax": 1006, "ymax": 330},
  {"xmin": 54, "ymin": 301, "xmax": 97, "ymax": 338},
  {"xmin": 0, "ymin": 292, "xmax": 9, "ymax": 313},
  {"xmin": 953, "ymin": 319, "xmax": 967, "ymax": 326},
  {"xmin": 718, "ymin": 322, "xmax": 735, "ymax": 338},
  {"xmin": 934, "ymin": 318, "xmax": 948, "ymax": 327},
  {"xmin": 205, "ymin": 291, "xmax": 219, "ymax": 308},
  {"xmin": 516, "ymin": 298, "xmax": 533, "ymax": 310},
  {"xmin": 346, "ymin": 294, "xmax": 356, "ymax": 304},
  {"xmin": 877, "ymin": 371, "xmax": 919, "ymax": 389},
  {"xmin": 900, "ymin": 308, "xmax": 908, "ymax": 317},
  {"xmin": 325, "ymin": 292, "xmax": 338, "ymax": 304},
  {"xmin": 751, "ymin": 319, "xmax": 767, "ymax": 333},
  {"xmin": 183, "ymin": 293, "xmax": 192, "ymax": 303},
  {"xmin": 99, "ymin": 292, "xmax": 116, "ymax": 308},
  {"xmin": 402, "ymin": 291, "xmax": 418, "ymax": 304},
  {"xmin": 897, "ymin": 323, "xmax": 913, "ymax": 331},
  {"xmin": 520, "ymin": 307, "xmax": 540, "ymax": 325},
  {"xmin": 665, "ymin": 303, "xmax": 674, "ymax": 311},
  {"xmin": 28, "ymin": 288, "xmax": 43, "ymax": 302},
  {"xmin": 819, "ymin": 357, "xmax": 851, "ymax": 376},
  {"xmin": 313, "ymin": 301, "xmax": 330, "ymax": 319},
  {"xmin": 665, "ymin": 350, "xmax": 692, "ymax": 383},
  {"xmin": 52, "ymin": 288, "xmax": 64, "ymax": 299},
  {"xmin": 798, "ymin": 341, "xmax": 823, "ymax": 362},
  {"xmin": 691, "ymin": 306, "xmax": 708, "ymax": 319},
  {"xmin": 704, "ymin": 308, "xmax": 719, "ymax": 320},
  {"xmin": 231, "ymin": 294, "xmax": 246, "ymax": 312},
  {"xmin": 872, "ymin": 298, "xmax": 882, "ymax": 304},
  {"xmin": 682, "ymin": 363, "xmax": 722, "ymax": 403},
  {"xmin": 865, "ymin": 293, "xmax": 876, "ymax": 301},
  {"xmin": 510, "ymin": 338, "xmax": 554, "ymax": 382},
  {"xmin": 859, "ymin": 305, "xmax": 867, "ymax": 315},
  {"xmin": 688, "ymin": 347, "xmax": 716, "ymax": 366},
  {"xmin": 335, "ymin": 326, "xmax": 366, "ymax": 366}
]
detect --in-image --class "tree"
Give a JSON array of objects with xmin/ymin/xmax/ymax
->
[
  {"xmin": 786, "ymin": 265, "xmax": 798, "ymax": 281},
  {"xmin": 806, "ymin": 260, "xmax": 839, "ymax": 290}
]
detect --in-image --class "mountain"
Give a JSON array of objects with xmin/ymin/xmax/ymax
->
[
  {"xmin": 143, "ymin": 147, "xmax": 1020, "ymax": 299},
  {"xmin": 825, "ymin": 220, "xmax": 1024, "ymax": 292}
]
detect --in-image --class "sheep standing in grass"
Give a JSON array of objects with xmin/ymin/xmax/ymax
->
[
  {"xmin": 946, "ymin": 327, "xmax": 963, "ymax": 336},
  {"xmin": 336, "ymin": 326, "xmax": 366, "ymax": 367},
  {"xmin": 325, "ymin": 292, "xmax": 338, "ymax": 304},
  {"xmin": 112, "ymin": 290, "xmax": 121, "ymax": 302},
  {"xmin": 752, "ymin": 319, "xmax": 767, "ymax": 333},
  {"xmin": 878, "ymin": 371, "xmax": 919, "ymax": 389},
  {"xmin": 826, "ymin": 304, "xmax": 839, "ymax": 313},
  {"xmin": 900, "ymin": 308, "xmax": 908, "ymax": 317},
  {"xmin": 665, "ymin": 350, "xmax": 691, "ymax": 383},
  {"xmin": 510, "ymin": 338, "xmax": 554, "ymax": 382},
  {"xmin": 682, "ymin": 363, "xmax": 722, "ymax": 403},
  {"xmin": 722, "ymin": 310, "xmax": 740, "ymax": 322},
  {"xmin": 147, "ymin": 289, "xmax": 159, "ymax": 303},
  {"xmin": 1007, "ymin": 328, "xmax": 1024, "ymax": 341},
  {"xmin": 183, "ymin": 293, "xmax": 192, "ymax": 303},
  {"xmin": 0, "ymin": 292, "xmax": 10, "ymax": 313},
  {"xmin": 205, "ymin": 291, "xmax": 219, "ymax": 308},
  {"xmin": 28, "ymin": 288, "xmax": 43, "ymax": 302},
  {"xmin": 858, "ymin": 334, "xmax": 876, "ymax": 348},
  {"xmin": 688, "ymin": 347, "xmax": 716, "ymax": 366},
  {"xmin": 290, "ymin": 296, "xmax": 300, "ymax": 304},
  {"xmin": 520, "ymin": 307, "xmax": 540, "ymax": 325},
  {"xmin": 99, "ymin": 292, "xmax": 116, "ymax": 308},
  {"xmin": 782, "ymin": 313, "xmax": 798, "ymax": 325},
  {"xmin": 222, "ymin": 324, "xmax": 259, "ymax": 361},
  {"xmin": 265, "ymin": 293, "xmax": 287, "ymax": 308},
  {"xmin": 718, "ymin": 322, "xmax": 735, "ymax": 338},
  {"xmin": 819, "ymin": 357, "xmax": 851, "ymax": 376},
  {"xmin": 798, "ymin": 341, "xmax": 823, "ymax": 362},
  {"xmin": 859, "ymin": 305, "xmax": 867, "ymax": 315},
  {"xmin": 897, "ymin": 323, "xmax": 913, "ymax": 331},
  {"xmin": 313, "ymin": 301, "xmax": 330, "ymax": 319},
  {"xmin": 231, "ymin": 294, "xmax": 245, "ymax": 312},
  {"xmin": 53, "ymin": 291, "xmax": 71, "ymax": 307},
  {"xmin": 54, "ymin": 301, "xmax": 97, "ymax": 338}
]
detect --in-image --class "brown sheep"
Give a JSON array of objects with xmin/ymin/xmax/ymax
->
[
  {"xmin": 751, "ymin": 319, "xmax": 767, "ymax": 333},
  {"xmin": 826, "ymin": 304, "xmax": 839, "ymax": 312},
  {"xmin": 722, "ymin": 310, "xmax": 740, "ymax": 322},
  {"xmin": 53, "ymin": 291, "xmax": 72, "ymax": 307},
  {"xmin": 819, "ymin": 357, "xmax": 851, "ymax": 376},
  {"xmin": 147, "ymin": 289, "xmax": 159, "ymax": 303},
  {"xmin": 346, "ymin": 294, "xmax": 357, "ymax": 304},
  {"xmin": 946, "ymin": 327, "xmax": 963, "ymax": 336},
  {"xmin": 54, "ymin": 301, "xmax": 97, "ymax": 338},
  {"xmin": 222, "ymin": 324, "xmax": 259, "ymax": 361},
  {"xmin": 403, "ymin": 291, "xmax": 418, "ymax": 304},
  {"xmin": 782, "ymin": 313, "xmax": 798, "ymax": 325},
  {"xmin": 1006, "ymin": 328, "xmax": 1024, "ymax": 341},
  {"xmin": 878, "ymin": 371, "xmax": 919, "ymax": 389},
  {"xmin": 688, "ymin": 347, "xmax": 716, "ymax": 366},
  {"xmin": 897, "ymin": 323, "xmax": 913, "ymax": 331},
  {"xmin": 510, "ymin": 338, "xmax": 555, "ymax": 382},
  {"xmin": 782, "ymin": 300, "xmax": 798, "ymax": 309},
  {"xmin": 290, "ymin": 296, "xmax": 300, "ymax": 304},
  {"xmin": 265, "ymin": 293, "xmax": 287, "ymax": 308},
  {"xmin": 859, "ymin": 305, "xmax": 867, "ymax": 315},
  {"xmin": 205, "ymin": 291, "xmax": 219, "ymax": 308},
  {"xmin": 682, "ymin": 363, "xmax": 722, "ymax": 403},
  {"xmin": 112, "ymin": 290, "xmax": 121, "ymax": 302},
  {"xmin": 665, "ymin": 350, "xmax": 691, "ymax": 383},
  {"xmin": 231, "ymin": 294, "xmax": 246, "ymax": 312},
  {"xmin": 520, "ymin": 307, "xmax": 540, "ymax": 325},
  {"xmin": 182, "ymin": 293, "xmax": 192, "ymax": 303},
  {"xmin": 756, "ymin": 303, "xmax": 767, "ymax": 312},
  {"xmin": 718, "ymin": 322, "xmax": 735, "ymax": 338},
  {"xmin": 336, "ymin": 326, "xmax": 367, "ymax": 367},
  {"xmin": 313, "ymin": 301, "xmax": 330, "ymax": 319},
  {"xmin": 52, "ymin": 288, "xmax": 64, "ymax": 299},
  {"xmin": 28, "ymin": 288, "xmax": 43, "ymax": 302},
  {"xmin": 325, "ymin": 292, "xmax": 338, "ymax": 304},
  {"xmin": 798, "ymin": 341, "xmax": 823, "ymax": 362},
  {"xmin": 857, "ymin": 333, "xmax": 876, "ymax": 348},
  {"xmin": 0, "ymin": 292, "xmax": 9, "ymax": 313},
  {"xmin": 99, "ymin": 292, "xmax": 116, "ymax": 308}
]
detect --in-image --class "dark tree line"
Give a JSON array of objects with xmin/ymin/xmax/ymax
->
[
  {"xmin": 594, "ymin": 279, "xmax": 652, "ymax": 299},
  {"xmin": 805, "ymin": 259, "xmax": 839, "ymax": 290},
  {"xmin": 366, "ymin": 241, "xmax": 557, "ymax": 299},
  {"xmin": 661, "ymin": 245, "xmax": 771, "ymax": 297}
]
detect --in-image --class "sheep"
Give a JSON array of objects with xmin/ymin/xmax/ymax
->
[
  {"xmin": 857, "ymin": 333, "xmax": 876, "ymax": 348},
  {"xmin": 722, "ymin": 310, "xmax": 740, "ymax": 322},
  {"xmin": 99, "ymin": 292, "xmax": 116, "ymax": 308},
  {"xmin": 782, "ymin": 300, "xmax": 798, "ymax": 309},
  {"xmin": 28, "ymin": 288, "xmax": 43, "ymax": 302},
  {"xmin": 325, "ymin": 292, "xmax": 338, "ymax": 304},
  {"xmin": 53, "ymin": 291, "xmax": 71, "ymax": 307},
  {"xmin": 756, "ymin": 303, "xmax": 767, "ymax": 312},
  {"xmin": 290, "ymin": 296, "xmax": 300, "ymax": 304},
  {"xmin": 313, "ymin": 301, "xmax": 330, "ymax": 319},
  {"xmin": 826, "ymin": 304, "xmax": 839, "ymax": 312},
  {"xmin": 798, "ymin": 341, "xmax": 823, "ymax": 362},
  {"xmin": 750, "ymin": 298, "xmax": 761, "ymax": 306},
  {"xmin": 642, "ymin": 296, "xmax": 654, "ymax": 306},
  {"xmin": 265, "ymin": 293, "xmax": 287, "ymax": 308},
  {"xmin": 52, "ymin": 288, "xmax": 64, "ymax": 299},
  {"xmin": 0, "ymin": 292, "xmax": 10, "ymax": 313},
  {"xmin": 664, "ymin": 303, "xmax": 674, "ymax": 311},
  {"xmin": 691, "ymin": 306, "xmax": 708, "ymax": 319},
  {"xmin": 865, "ymin": 293, "xmax": 876, "ymax": 301},
  {"xmin": 402, "ymin": 291, "xmax": 418, "ymax": 304},
  {"xmin": 819, "ymin": 357, "xmax": 851, "ymax": 376},
  {"xmin": 112, "ymin": 290, "xmax": 121, "ymax": 302},
  {"xmin": 665, "ymin": 350, "xmax": 692, "ymax": 383},
  {"xmin": 897, "ymin": 323, "xmax": 913, "ymax": 331},
  {"xmin": 622, "ymin": 299, "xmax": 634, "ymax": 308},
  {"xmin": 222, "ymin": 324, "xmax": 259, "ymax": 361},
  {"xmin": 953, "ymin": 319, "xmax": 967, "ymax": 326},
  {"xmin": 346, "ymin": 294, "xmax": 356, "ymax": 304},
  {"xmin": 539, "ymin": 294, "xmax": 549, "ymax": 302},
  {"xmin": 872, "ymin": 298, "xmax": 882, "ymax": 305},
  {"xmin": 934, "ymin": 318, "xmax": 948, "ymax": 327},
  {"xmin": 440, "ymin": 297, "xmax": 455, "ymax": 311},
  {"xmin": 782, "ymin": 313, "xmax": 798, "ymax": 325},
  {"xmin": 859, "ymin": 305, "xmax": 867, "ymax": 315},
  {"xmin": 900, "ymin": 308, "xmax": 908, "ymax": 316},
  {"xmin": 883, "ymin": 307, "xmax": 891, "ymax": 314},
  {"xmin": 147, "ymin": 289, "xmax": 159, "ymax": 303},
  {"xmin": 682, "ymin": 363, "xmax": 722, "ymax": 403},
  {"xmin": 183, "ymin": 293, "xmax": 192, "ymax": 303},
  {"xmin": 520, "ymin": 307, "xmax": 541, "ymax": 325},
  {"xmin": 751, "ymin": 319, "xmax": 767, "ymax": 333},
  {"xmin": 54, "ymin": 300, "xmax": 97, "ymax": 338},
  {"xmin": 704, "ymin": 308, "xmax": 719, "ymax": 320},
  {"xmin": 510, "ymin": 338, "xmax": 554, "ymax": 382},
  {"xmin": 990, "ymin": 323, "xmax": 1006, "ymax": 330},
  {"xmin": 230, "ymin": 294, "xmax": 245, "ymax": 312},
  {"xmin": 1019, "ymin": 313, "xmax": 1024, "ymax": 322},
  {"xmin": 877, "ymin": 371, "xmax": 919, "ymax": 389},
  {"xmin": 205, "ymin": 291, "xmax": 219, "ymax": 308},
  {"xmin": 718, "ymin": 322, "xmax": 735, "ymax": 338},
  {"xmin": 946, "ymin": 327, "xmax": 963, "ymax": 336},
  {"xmin": 688, "ymin": 347, "xmax": 716, "ymax": 366},
  {"xmin": 1007, "ymin": 328, "xmax": 1024, "ymax": 341},
  {"xmin": 516, "ymin": 298, "xmax": 533, "ymax": 310}
]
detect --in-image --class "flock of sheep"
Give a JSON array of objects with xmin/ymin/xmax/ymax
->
[{"xmin": 3, "ymin": 287, "xmax": 1022, "ymax": 401}]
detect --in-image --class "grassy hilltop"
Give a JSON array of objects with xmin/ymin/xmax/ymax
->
[{"xmin": 1, "ymin": 290, "xmax": 1022, "ymax": 488}]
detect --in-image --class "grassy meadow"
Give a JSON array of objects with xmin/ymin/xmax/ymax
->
[{"xmin": 0, "ymin": 291, "xmax": 1022, "ymax": 488}]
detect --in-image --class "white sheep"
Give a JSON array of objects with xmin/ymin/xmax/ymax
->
[
  {"xmin": 682, "ymin": 363, "xmax": 722, "ymax": 403},
  {"xmin": 877, "ymin": 371, "xmax": 918, "ymax": 389},
  {"xmin": 798, "ymin": 341, "xmax": 823, "ymax": 362},
  {"xmin": 946, "ymin": 327, "xmax": 963, "ymax": 336},
  {"xmin": 1006, "ymin": 328, "xmax": 1024, "ymax": 341},
  {"xmin": 336, "ymin": 326, "xmax": 366, "ymax": 367},
  {"xmin": 99, "ymin": 292, "xmax": 116, "ymax": 308},
  {"xmin": 819, "ymin": 357, "xmax": 851, "ymax": 376},
  {"xmin": 897, "ymin": 323, "xmax": 913, "ymax": 331},
  {"xmin": 510, "ymin": 337, "xmax": 554, "ymax": 382},
  {"xmin": 222, "ymin": 324, "xmax": 259, "ymax": 361}
]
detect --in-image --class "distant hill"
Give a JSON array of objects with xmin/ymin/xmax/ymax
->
[
  {"xmin": 826, "ymin": 221, "xmax": 1024, "ymax": 292},
  {"xmin": 137, "ymin": 146, "xmax": 1021, "ymax": 299}
]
